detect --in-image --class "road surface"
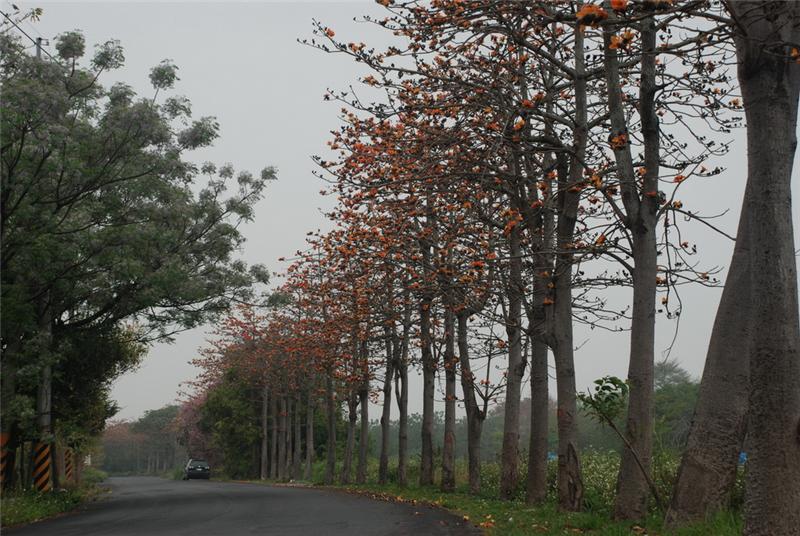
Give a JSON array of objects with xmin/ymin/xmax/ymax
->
[{"xmin": 6, "ymin": 476, "xmax": 479, "ymax": 536}]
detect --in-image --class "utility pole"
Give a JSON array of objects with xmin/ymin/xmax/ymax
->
[{"xmin": 35, "ymin": 37, "xmax": 42, "ymax": 59}]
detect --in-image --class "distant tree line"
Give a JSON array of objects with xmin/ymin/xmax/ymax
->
[
  {"xmin": 101, "ymin": 406, "xmax": 183, "ymax": 476},
  {"xmin": 168, "ymin": 354, "xmax": 697, "ymax": 481}
]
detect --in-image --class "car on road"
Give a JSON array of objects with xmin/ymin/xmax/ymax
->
[{"xmin": 183, "ymin": 459, "xmax": 211, "ymax": 480}]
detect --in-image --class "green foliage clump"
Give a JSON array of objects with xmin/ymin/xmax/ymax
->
[
  {"xmin": 578, "ymin": 376, "xmax": 629, "ymax": 425},
  {"xmin": 81, "ymin": 467, "xmax": 108, "ymax": 486},
  {"xmin": 577, "ymin": 451, "xmax": 620, "ymax": 514}
]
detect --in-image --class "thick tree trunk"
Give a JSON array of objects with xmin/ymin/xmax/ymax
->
[
  {"xmin": 549, "ymin": 152, "xmax": 585, "ymax": 510},
  {"xmin": 260, "ymin": 386, "xmax": 269, "ymax": 480},
  {"xmin": 379, "ymin": 330, "xmax": 394, "ymax": 485},
  {"xmin": 285, "ymin": 397, "xmax": 293, "ymax": 477},
  {"xmin": 395, "ymin": 351, "xmax": 409, "ymax": 486},
  {"xmin": 500, "ymin": 224, "xmax": 525, "ymax": 500},
  {"xmin": 548, "ymin": 27, "xmax": 587, "ymax": 512},
  {"xmin": 51, "ymin": 444, "xmax": 61, "ymax": 489},
  {"xmin": 25, "ymin": 442, "xmax": 33, "ymax": 488},
  {"xmin": 457, "ymin": 312, "xmax": 484, "ymax": 494},
  {"xmin": 614, "ymin": 233, "xmax": 657, "ymax": 519},
  {"xmin": 305, "ymin": 391, "xmax": 314, "ymax": 481},
  {"xmin": 734, "ymin": 5, "xmax": 800, "ymax": 533},
  {"xmin": 270, "ymin": 394, "xmax": 278, "ymax": 480},
  {"xmin": 523, "ymin": 149, "xmax": 553, "ymax": 506},
  {"xmin": 551, "ymin": 146, "xmax": 584, "ymax": 512},
  {"xmin": 419, "ymin": 295, "xmax": 435, "ymax": 486},
  {"xmin": 324, "ymin": 372, "xmax": 336, "ymax": 485},
  {"xmin": 356, "ymin": 385, "xmax": 369, "ymax": 485},
  {"xmin": 670, "ymin": 6, "xmax": 800, "ymax": 530},
  {"xmin": 73, "ymin": 450, "xmax": 82, "ymax": 485},
  {"xmin": 278, "ymin": 397, "xmax": 287, "ymax": 481},
  {"xmin": 552, "ymin": 259, "xmax": 583, "ymax": 511},
  {"xmin": 340, "ymin": 394, "xmax": 357, "ymax": 485},
  {"xmin": 611, "ymin": 16, "xmax": 660, "ymax": 521},
  {"xmin": 527, "ymin": 338, "xmax": 549, "ymax": 504},
  {"xmin": 293, "ymin": 394, "xmax": 302, "ymax": 480},
  {"xmin": 36, "ymin": 368, "xmax": 52, "ymax": 448},
  {"xmin": 396, "ymin": 298, "xmax": 411, "ymax": 487},
  {"xmin": 666, "ymin": 215, "xmax": 750, "ymax": 525},
  {"xmin": 441, "ymin": 308, "xmax": 457, "ymax": 492}
]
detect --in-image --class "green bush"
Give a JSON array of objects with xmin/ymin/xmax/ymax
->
[
  {"xmin": 169, "ymin": 467, "xmax": 185, "ymax": 480},
  {"xmin": 81, "ymin": 467, "xmax": 108, "ymax": 486},
  {"xmin": 578, "ymin": 451, "xmax": 620, "ymax": 514}
]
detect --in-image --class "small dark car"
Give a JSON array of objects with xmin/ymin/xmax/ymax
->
[{"xmin": 183, "ymin": 459, "xmax": 211, "ymax": 480}]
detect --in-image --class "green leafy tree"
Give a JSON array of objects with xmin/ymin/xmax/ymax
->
[
  {"xmin": 653, "ymin": 359, "xmax": 697, "ymax": 451},
  {"xmin": 1, "ymin": 28, "xmax": 273, "ymax": 487},
  {"xmin": 52, "ymin": 326, "xmax": 147, "ymax": 450},
  {"xmin": 199, "ymin": 370, "xmax": 261, "ymax": 479}
]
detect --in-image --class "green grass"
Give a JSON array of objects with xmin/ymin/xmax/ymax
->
[
  {"xmin": 1, "ymin": 469, "xmax": 108, "ymax": 528},
  {"xmin": 329, "ymin": 482, "xmax": 741, "ymax": 535},
  {"xmin": 1, "ymin": 488, "xmax": 92, "ymax": 527}
]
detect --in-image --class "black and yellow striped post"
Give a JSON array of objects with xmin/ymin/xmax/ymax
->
[
  {"xmin": 64, "ymin": 448, "xmax": 74, "ymax": 483},
  {"xmin": 32, "ymin": 442, "xmax": 52, "ymax": 492},
  {"xmin": 0, "ymin": 432, "xmax": 10, "ymax": 489}
]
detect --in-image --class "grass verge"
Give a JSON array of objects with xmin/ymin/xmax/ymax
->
[
  {"xmin": 312, "ymin": 482, "xmax": 741, "ymax": 536},
  {"xmin": 225, "ymin": 477, "xmax": 740, "ymax": 535},
  {"xmin": 1, "ymin": 469, "xmax": 108, "ymax": 528}
]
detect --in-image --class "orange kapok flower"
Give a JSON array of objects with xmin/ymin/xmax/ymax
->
[
  {"xmin": 611, "ymin": 0, "xmax": 628, "ymax": 12},
  {"xmin": 577, "ymin": 4, "xmax": 608, "ymax": 27}
]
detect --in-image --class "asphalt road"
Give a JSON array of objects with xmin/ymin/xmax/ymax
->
[{"xmin": 6, "ymin": 476, "xmax": 480, "ymax": 536}]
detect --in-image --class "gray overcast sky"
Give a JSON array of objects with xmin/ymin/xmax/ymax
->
[{"xmin": 18, "ymin": 1, "xmax": 800, "ymax": 421}]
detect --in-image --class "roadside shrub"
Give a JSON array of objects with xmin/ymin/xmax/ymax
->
[
  {"xmin": 81, "ymin": 467, "xmax": 108, "ymax": 485},
  {"xmin": 578, "ymin": 451, "xmax": 619, "ymax": 514},
  {"xmin": 653, "ymin": 448, "xmax": 680, "ymax": 506}
]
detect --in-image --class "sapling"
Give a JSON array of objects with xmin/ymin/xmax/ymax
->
[{"xmin": 578, "ymin": 376, "xmax": 664, "ymax": 511}]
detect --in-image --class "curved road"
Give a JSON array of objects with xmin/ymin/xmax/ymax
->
[{"xmin": 6, "ymin": 477, "xmax": 479, "ymax": 536}]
